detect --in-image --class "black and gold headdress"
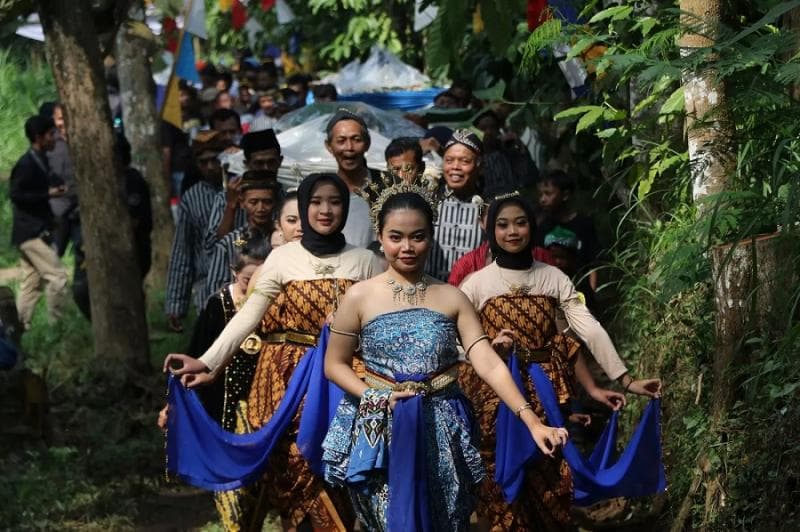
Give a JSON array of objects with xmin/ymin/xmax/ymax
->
[{"xmin": 366, "ymin": 169, "xmax": 440, "ymax": 233}]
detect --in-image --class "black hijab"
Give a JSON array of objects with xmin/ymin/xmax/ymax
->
[
  {"xmin": 297, "ymin": 172, "xmax": 350, "ymax": 256},
  {"xmin": 487, "ymin": 194, "xmax": 536, "ymax": 270}
]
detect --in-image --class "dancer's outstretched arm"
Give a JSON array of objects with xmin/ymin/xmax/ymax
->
[{"xmin": 452, "ymin": 288, "xmax": 568, "ymax": 456}]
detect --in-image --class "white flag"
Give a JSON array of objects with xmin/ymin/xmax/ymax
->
[
  {"xmin": 276, "ymin": 0, "xmax": 296, "ymax": 24},
  {"xmin": 184, "ymin": 0, "xmax": 207, "ymax": 39},
  {"xmin": 414, "ymin": 0, "xmax": 438, "ymax": 32},
  {"xmin": 244, "ymin": 17, "xmax": 264, "ymax": 50}
]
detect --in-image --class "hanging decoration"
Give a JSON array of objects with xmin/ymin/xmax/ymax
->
[
  {"xmin": 232, "ymin": 0, "xmax": 248, "ymax": 30},
  {"xmin": 527, "ymin": 0, "xmax": 549, "ymax": 31},
  {"xmin": 162, "ymin": 16, "xmax": 179, "ymax": 53}
]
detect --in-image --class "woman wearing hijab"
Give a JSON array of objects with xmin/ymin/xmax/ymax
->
[
  {"xmin": 165, "ymin": 173, "xmax": 382, "ymax": 531},
  {"xmin": 458, "ymin": 193, "xmax": 661, "ymax": 530},
  {"xmin": 427, "ymin": 129, "xmax": 487, "ymax": 280}
]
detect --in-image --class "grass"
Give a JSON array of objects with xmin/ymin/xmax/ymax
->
[{"xmin": 0, "ymin": 284, "xmax": 212, "ymax": 530}]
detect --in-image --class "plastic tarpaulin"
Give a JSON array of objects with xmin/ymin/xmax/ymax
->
[
  {"xmin": 338, "ymin": 88, "xmax": 443, "ymax": 111},
  {"xmin": 320, "ymin": 46, "xmax": 430, "ymax": 95}
]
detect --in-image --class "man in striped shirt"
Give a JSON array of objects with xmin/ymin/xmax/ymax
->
[
  {"xmin": 203, "ymin": 128, "xmax": 282, "ymax": 256},
  {"xmin": 164, "ymin": 131, "xmax": 227, "ymax": 333},
  {"xmin": 427, "ymin": 129, "xmax": 487, "ymax": 280},
  {"xmin": 205, "ymin": 173, "xmax": 280, "ymax": 299}
]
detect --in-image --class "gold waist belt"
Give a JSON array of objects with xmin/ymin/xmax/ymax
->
[
  {"xmin": 364, "ymin": 364, "xmax": 459, "ymax": 395},
  {"xmin": 264, "ymin": 331, "xmax": 318, "ymax": 346},
  {"xmin": 514, "ymin": 347, "xmax": 551, "ymax": 365}
]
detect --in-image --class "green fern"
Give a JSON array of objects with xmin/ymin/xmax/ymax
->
[{"xmin": 519, "ymin": 18, "xmax": 562, "ymax": 75}]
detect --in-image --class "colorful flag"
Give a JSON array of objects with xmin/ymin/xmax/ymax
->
[
  {"xmin": 275, "ymin": 0, "xmax": 295, "ymax": 24},
  {"xmin": 161, "ymin": 74, "xmax": 183, "ymax": 129},
  {"xmin": 163, "ymin": 16, "xmax": 179, "ymax": 53},
  {"xmin": 232, "ymin": 0, "xmax": 247, "ymax": 30},
  {"xmin": 174, "ymin": 31, "xmax": 200, "ymax": 83}
]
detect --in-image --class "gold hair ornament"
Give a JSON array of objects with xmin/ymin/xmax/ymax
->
[
  {"xmin": 492, "ymin": 190, "xmax": 522, "ymax": 202},
  {"xmin": 366, "ymin": 169, "xmax": 440, "ymax": 233}
]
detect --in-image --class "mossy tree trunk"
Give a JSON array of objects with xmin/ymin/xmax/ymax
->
[
  {"xmin": 679, "ymin": 0, "xmax": 735, "ymax": 214},
  {"xmin": 675, "ymin": 0, "xmax": 738, "ymax": 528},
  {"xmin": 115, "ymin": 0, "xmax": 174, "ymax": 288},
  {"xmin": 38, "ymin": 0, "xmax": 150, "ymax": 374}
]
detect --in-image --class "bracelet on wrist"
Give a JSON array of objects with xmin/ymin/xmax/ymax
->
[{"xmin": 514, "ymin": 402, "xmax": 532, "ymax": 417}]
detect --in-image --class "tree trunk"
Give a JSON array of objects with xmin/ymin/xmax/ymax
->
[
  {"xmin": 679, "ymin": 0, "xmax": 735, "ymax": 213},
  {"xmin": 38, "ymin": 0, "xmax": 150, "ymax": 374},
  {"xmin": 700, "ymin": 232, "xmax": 793, "ymax": 526},
  {"xmin": 675, "ymin": 1, "xmax": 739, "ymax": 527},
  {"xmin": 115, "ymin": 0, "xmax": 173, "ymax": 289}
]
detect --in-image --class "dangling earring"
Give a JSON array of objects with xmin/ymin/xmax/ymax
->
[{"xmin": 379, "ymin": 244, "xmax": 384, "ymax": 253}]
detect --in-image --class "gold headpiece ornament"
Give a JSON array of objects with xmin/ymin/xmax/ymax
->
[
  {"xmin": 492, "ymin": 190, "xmax": 522, "ymax": 202},
  {"xmin": 366, "ymin": 165, "xmax": 440, "ymax": 233}
]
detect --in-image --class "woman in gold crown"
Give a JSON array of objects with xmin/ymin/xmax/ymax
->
[
  {"xmin": 321, "ymin": 183, "xmax": 569, "ymax": 531},
  {"xmin": 165, "ymin": 173, "xmax": 382, "ymax": 532}
]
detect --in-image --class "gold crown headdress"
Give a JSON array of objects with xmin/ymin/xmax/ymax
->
[{"xmin": 366, "ymin": 165, "xmax": 440, "ymax": 233}]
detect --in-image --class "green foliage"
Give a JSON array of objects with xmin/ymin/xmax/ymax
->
[
  {"xmin": 318, "ymin": 11, "xmax": 402, "ymax": 63},
  {"xmin": 0, "ymin": 46, "xmax": 55, "ymax": 176},
  {"xmin": 182, "ymin": 0, "xmax": 419, "ymax": 71},
  {"xmin": 0, "ymin": 179, "xmax": 16, "ymax": 267},
  {"xmin": 537, "ymin": 1, "xmax": 800, "ymax": 527},
  {"xmin": 424, "ymin": 0, "xmax": 472, "ymax": 78}
]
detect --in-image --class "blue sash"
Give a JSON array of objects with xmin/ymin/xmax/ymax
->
[
  {"xmin": 296, "ymin": 328, "xmax": 345, "ymax": 475},
  {"xmin": 387, "ymin": 374, "xmax": 433, "ymax": 532},
  {"xmin": 495, "ymin": 353, "xmax": 667, "ymax": 505},
  {"xmin": 166, "ymin": 327, "xmax": 337, "ymax": 491}
]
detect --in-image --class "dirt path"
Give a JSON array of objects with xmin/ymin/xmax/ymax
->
[{"xmin": 133, "ymin": 486, "xmax": 218, "ymax": 532}]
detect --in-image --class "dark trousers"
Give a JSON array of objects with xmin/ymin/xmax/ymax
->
[{"xmin": 53, "ymin": 212, "xmax": 82, "ymax": 258}]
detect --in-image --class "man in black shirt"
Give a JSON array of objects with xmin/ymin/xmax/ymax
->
[{"xmin": 9, "ymin": 115, "xmax": 69, "ymax": 330}]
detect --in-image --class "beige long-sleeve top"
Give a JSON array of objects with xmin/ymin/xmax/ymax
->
[
  {"xmin": 199, "ymin": 241, "xmax": 381, "ymax": 373},
  {"xmin": 459, "ymin": 261, "xmax": 628, "ymax": 380}
]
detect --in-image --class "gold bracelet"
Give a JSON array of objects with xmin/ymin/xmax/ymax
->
[
  {"xmin": 329, "ymin": 325, "xmax": 361, "ymax": 352},
  {"xmin": 329, "ymin": 325, "xmax": 358, "ymax": 338},
  {"xmin": 464, "ymin": 334, "xmax": 489, "ymax": 361},
  {"xmin": 514, "ymin": 402, "xmax": 532, "ymax": 417}
]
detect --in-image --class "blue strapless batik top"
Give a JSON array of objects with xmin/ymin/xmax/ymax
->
[{"xmin": 322, "ymin": 308, "xmax": 484, "ymax": 532}]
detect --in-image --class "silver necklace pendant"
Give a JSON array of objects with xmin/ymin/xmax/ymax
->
[{"xmin": 387, "ymin": 276, "xmax": 428, "ymax": 305}]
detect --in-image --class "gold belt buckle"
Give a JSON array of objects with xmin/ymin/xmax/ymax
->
[
  {"xmin": 392, "ymin": 381, "xmax": 432, "ymax": 395},
  {"xmin": 518, "ymin": 347, "xmax": 551, "ymax": 364},
  {"xmin": 240, "ymin": 333, "xmax": 263, "ymax": 355}
]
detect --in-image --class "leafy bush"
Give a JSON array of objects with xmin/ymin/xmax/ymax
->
[
  {"xmin": 0, "ymin": 47, "xmax": 56, "ymax": 176},
  {"xmin": 0, "ymin": 47, "xmax": 56, "ymax": 268}
]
